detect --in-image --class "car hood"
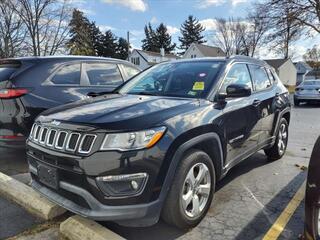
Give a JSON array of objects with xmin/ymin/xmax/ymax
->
[{"xmin": 38, "ymin": 94, "xmax": 199, "ymax": 130}]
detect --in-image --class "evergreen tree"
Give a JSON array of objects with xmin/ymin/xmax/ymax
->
[
  {"xmin": 89, "ymin": 22, "xmax": 104, "ymax": 56},
  {"xmin": 67, "ymin": 9, "xmax": 95, "ymax": 55},
  {"xmin": 179, "ymin": 15, "xmax": 206, "ymax": 54},
  {"xmin": 115, "ymin": 37, "xmax": 129, "ymax": 60},
  {"xmin": 141, "ymin": 23, "xmax": 156, "ymax": 52},
  {"xmin": 101, "ymin": 30, "xmax": 117, "ymax": 57},
  {"xmin": 154, "ymin": 23, "xmax": 176, "ymax": 53}
]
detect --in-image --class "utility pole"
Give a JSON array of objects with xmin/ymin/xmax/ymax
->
[{"xmin": 127, "ymin": 31, "xmax": 130, "ymax": 61}]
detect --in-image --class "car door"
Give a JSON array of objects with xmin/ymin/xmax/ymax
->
[
  {"xmin": 82, "ymin": 61, "xmax": 124, "ymax": 96},
  {"xmin": 219, "ymin": 63, "xmax": 261, "ymax": 165},
  {"xmin": 41, "ymin": 62, "xmax": 87, "ymax": 107},
  {"xmin": 248, "ymin": 64, "xmax": 276, "ymax": 145}
]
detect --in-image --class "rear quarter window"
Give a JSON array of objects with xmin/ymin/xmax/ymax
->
[
  {"xmin": 0, "ymin": 60, "xmax": 21, "ymax": 81},
  {"xmin": 50, "ymin": 63, "xmax": 81, "ymax": 85},
  {"xmin": 85, "ymin": 63, "xmax": 123, "ymax": 86}
]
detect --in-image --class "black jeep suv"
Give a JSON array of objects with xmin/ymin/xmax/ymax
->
[{"xmin": 27, "ymin": 56, "xmax": 291, "ymax": 229}]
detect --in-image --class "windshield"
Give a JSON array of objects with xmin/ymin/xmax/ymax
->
[{"xmin": 118, "ymin": 61, "xmax": 224, "ymax": 98}]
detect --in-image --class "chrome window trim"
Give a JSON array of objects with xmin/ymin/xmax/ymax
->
[
  {"xmin": 46, "ymin": 129, "xmax": 57, "ymax": 147},
  {"xmin": 78, "ymin": 134, "xmax": 97, "ymax": 154},
  {"xmin": 55, "ymin": 131, "xmax": 68, "ymax": 150},
  {"xmin": 66, "ymin": 133, "xmax": 81, "ymax": 152}
]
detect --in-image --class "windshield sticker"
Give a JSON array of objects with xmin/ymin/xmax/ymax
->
[
  {"xmin": 193, "ymin": 82, "xmax": 205, "ymax": 91},
  {"xmin": 199, "ymin": 73, "xmax": 206, "ymax": 77}
]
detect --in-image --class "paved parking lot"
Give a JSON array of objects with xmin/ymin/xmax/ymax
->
[{"xmin": 0, "ymin": 103, "xmax": 319, "ymax": 240}]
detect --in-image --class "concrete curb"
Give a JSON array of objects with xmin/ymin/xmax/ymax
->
[
  {"xmin": 60, "ymin": 215, "xmax": 125, "ymax": 240},
  {"xmin": 0, "ymin": 172, "xmax": 66, "ymax": 220}
]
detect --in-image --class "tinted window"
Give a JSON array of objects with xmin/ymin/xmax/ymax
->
[
  {"xmin": 86, "ymin": 63, "xmax": 123, "ymax": 86},
  {"xmin": 122, "ymin": 65, "xmax": 140, "ymax": 79},
  {"xmin": 51, "ymin": 64, "xmax": 81, "ymax": 85},
  {"xmin": 249, "ymin": 65, "xmax": 271, "ymax": 91},
  {"xmin": 119, "ymin": 61, "xmax": 224, "ymax": 99},
  {"xmin": 221, "ymin": 64, "xmax": 252, "ymax": 93}
]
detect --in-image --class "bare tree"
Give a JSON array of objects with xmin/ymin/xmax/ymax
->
[
  {"xmin": 241, "ymin": 4, "xmax": 270, "ymax": 57},
  {"xmin": 0, "ymin": 1, "xmax": 26, "ymax": 58},
  {"xmin": 274, "ymin": 0, "xmax": 320, "ymax": 34},
  {"xmin": 214, "ymin": 18, "xmax": 236, "ymax": 56},
  {"xmin": 9, "ymin": 0, "xmax": 71, "ymax": 56},
  {"xmin": 263, "ymin": 0, "xmax": 303, "ymax": 59},
  {"xmin": 304, "ymin": 45, "xmax": 320, "ymax": 78}
]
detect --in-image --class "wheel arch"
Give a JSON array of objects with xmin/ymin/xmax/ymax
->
[{"xmin": 158, "ymin": 132, "xmax": 224, "ymax": 204}]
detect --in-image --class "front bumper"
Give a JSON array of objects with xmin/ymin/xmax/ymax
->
[
  {"xmin": 30, "ymin": 171, "xmax": 162, "ymax": 225},
  {"xmin": 26, "ymin": 130, "xmax": 171, "ymax": 225}
]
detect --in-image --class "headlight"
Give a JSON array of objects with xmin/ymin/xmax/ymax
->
[{"xmin": 100, "ymin": 126, "xmax": 166, "ymax": 151}]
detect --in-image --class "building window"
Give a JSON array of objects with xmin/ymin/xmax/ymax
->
[
  {"xmin": 191, "ymin": 54, "xmax": 197, "ymax": 58},
  {"xmin": 131, "ymin": 57, "xmax": 140, "ymax": 65}
]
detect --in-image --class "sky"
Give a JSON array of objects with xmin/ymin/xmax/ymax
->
[{"xmin": 72, "ymin": 0, "xmax": 320, "ymax": 61}]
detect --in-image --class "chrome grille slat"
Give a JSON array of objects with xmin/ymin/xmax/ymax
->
[
  {"xmin": 66, "ymin": 133, "xmax": 81, "ymax": 151},
  {"xmin": 55, "ymin": 131, "xmax": 68, "ymax": 149},
  {"xmin": 79, "ymin": 134, "xmax": 97, "ymax": 154},
  {"xmin": 30, "ymin": 123, "xmax": 96, "ymax": 154},
  {"xmin": 39, "ymin": 127, "xmax": 48, "ymax": 144},
  {"xmin": 46, "ymin": 129, "xmax": 57, "ymax": 147}
]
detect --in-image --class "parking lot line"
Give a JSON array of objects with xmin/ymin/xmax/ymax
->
[{"xmin": 262, "ymin": 180, "xmax": 306, "ymax": 240}]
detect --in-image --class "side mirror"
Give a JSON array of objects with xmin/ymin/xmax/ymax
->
[{"xmin": 226, "ymin": 84, "xmax": 251, "ymax": 98}]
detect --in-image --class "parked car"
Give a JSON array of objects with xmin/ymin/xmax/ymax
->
[
  {"xmin": 0, "ymin": 56, "xmax": 140, "ymax": 148},
  {"xmin": 304, "ymin": 136, "xmax": 320, "ymax": 240},
  {"xmin": 27, "ymin": 56, "xmax": 291, "ymax": 229},
  {"xmin": 294, "ymin": 80, "xmax": 320, "ymax": 106}
]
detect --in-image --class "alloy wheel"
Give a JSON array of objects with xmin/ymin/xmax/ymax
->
[
  {"xmin": 278, "ymin": 123, "xmax": 288, "ymax": 155},
  {"xmin": 181, "ymin": 163, "xmax": 211, "ymax": 218}
]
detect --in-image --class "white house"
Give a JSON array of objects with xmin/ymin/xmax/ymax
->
[
  {"xmin": 128, "ymin": 49, "xmax": 178, "ymax": 70},
  {"xmin": 183, "ymin": 43, "xmax": 226, "ymax": 59},
  {"xmin": 264, "ymin": 59, "xmax": 297, "ymax": 87}
]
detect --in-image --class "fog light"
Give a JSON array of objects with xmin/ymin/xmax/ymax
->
[
  {"xmin": 96, "ymin": 173, "xmax": 148, "ymax": 198},
  {"xmin": 131, "ymin": 180, "xmax": 138, "ymax": 190}
]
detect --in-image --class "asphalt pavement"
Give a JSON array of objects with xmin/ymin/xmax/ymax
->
[{"xmin": 0, "ymin": 103, "xmax": 319, "ymax": 240}]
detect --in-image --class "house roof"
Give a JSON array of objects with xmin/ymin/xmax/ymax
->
[
  {"xmin": 134, "ymin": 49, "xmax": 178, "ymax": 59},
  {"xmin": 191, "ymin": 43, "xmax": 225, "ymax": 57},
  {"xmin": 264, "ymin": 59, "xmax": 291, "ymax": 69}
]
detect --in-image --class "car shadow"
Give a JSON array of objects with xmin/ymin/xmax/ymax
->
[{"xmin": 101, "ymin": 152, "xmax": 273, "ymax": 240}]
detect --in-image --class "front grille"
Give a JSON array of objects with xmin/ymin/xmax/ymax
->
[
  {"xmin": 79, "ymin": 134, "xmax": 96, "ymax": 154},
  {"xmin": 66, "ymin": 133, "xmax": 80, "ymax": 151},
  {"xmin": 29, "ymin": 123, "xmax": 96, "ymax": 154}
]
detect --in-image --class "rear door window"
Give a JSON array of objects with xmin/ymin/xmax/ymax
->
[
  {"xmin": 85, "ymin": 63, "xmax": 123, "ymax": 86},
  {"xmin": 51, "ymin": 63, "xmax": 81, "ymax": 85},
  {"xmin": 248, "ymin": 65, "xmax": 272, "ymax": 91}
]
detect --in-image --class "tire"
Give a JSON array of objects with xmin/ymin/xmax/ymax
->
[
  {"xmin": 294, "ymin": 98, "xmax": 300, "ymax": 106},
  {"xmin": 161, "ymin": 150, "xmax": 215, "ymax": 229},
  {"xmin": 264, "ymin": 118, "xmax": 289, "ymax": 160}
]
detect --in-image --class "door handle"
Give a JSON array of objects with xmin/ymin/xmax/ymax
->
[{"xmin": 252, "ymin": 99, "xmax": 261, "ymax": 107}]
